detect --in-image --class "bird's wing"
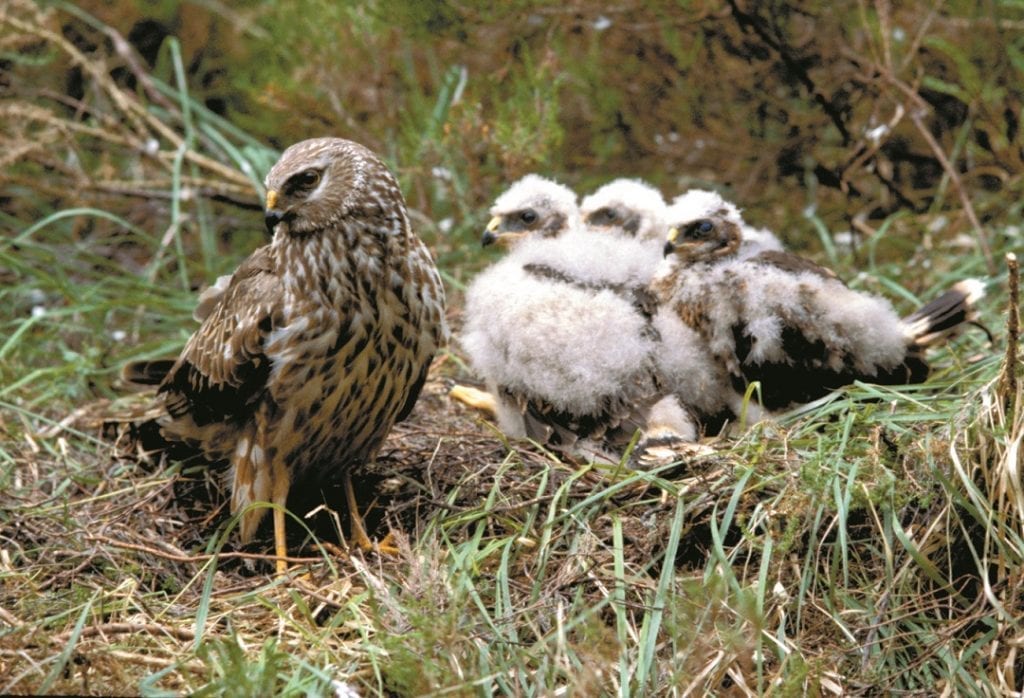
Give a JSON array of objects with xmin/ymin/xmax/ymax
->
[
  {"xmin": 508, "ymin": 384, "xmax": 652, "ymax": 451},
  {"xmin": 192, "ymin": 273, "xmax": 233, "ymax": 322},
  {"xmin": 727, "ymin": 255, "xmax": 916, "ymax": 410},
  {"xmin": 749, "ymin": 249, "xmax": 841, "ymax": 282},
  {"xmin": 159, "ymin": 246, "xmax": 282, "ymax": 426}
]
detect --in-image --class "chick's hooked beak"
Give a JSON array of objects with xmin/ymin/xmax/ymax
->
[
  {"xmin": 480, "ymin": 216, "xmax": 502, "ymax": 247},
  {"xmin": 264, "ymin": 189, "xmax": 284, "ymax": 235},
  {"xmin": 663, "ymin": 227, "xmax": 681, "ymax": 257}
]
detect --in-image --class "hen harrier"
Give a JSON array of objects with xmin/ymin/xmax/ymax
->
[{"xmin": 125, "ymin": 137, "xmax": 448, "ymax": 571}]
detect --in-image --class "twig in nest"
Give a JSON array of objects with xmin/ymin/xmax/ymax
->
[
  {"xmin": 105, "ymin": 650, "xmax": 206, "ymax": 673},
  {"xmin": 1003, "ymin": 253, "xmax": 1020, "ymax": 413},
  {"xmin": 53, "ymin": 622, "xmax": 198, "ymax": 645}
]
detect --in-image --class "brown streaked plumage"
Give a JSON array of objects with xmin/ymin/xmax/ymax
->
[{"xmin": 125, "ymin": 137, "xmax": 448, "ymax": 571}]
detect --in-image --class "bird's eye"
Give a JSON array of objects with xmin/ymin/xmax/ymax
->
[
  {"xmin": 285, "ymin": 169, "xmax": 321, "ymax": 194},
  {"xmin": 520, "ymin": 209, "xmax": 538, "ymax": 224},
  {"xmin": 689, "ymin": 219, "xmax": 715, "ymax": 239},
  {"xmin": 599, "ymin": 207, "xmax": 618, "ymax": 223}
]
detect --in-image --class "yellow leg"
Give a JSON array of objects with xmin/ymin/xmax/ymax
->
[
  {"xmin": 343, "ymin": 470, "xmax": 398, "ymax": 555},
  {"xmin": 273, "ymin": 506, "xmax": 288, "ymax": 574},
  {"xmin": 449, "ymin": 384, "xmax": 498, "ymax": 416},
  {"xmin": 270, "ymin": 457, "xmax": 291, "ymax": 575}
]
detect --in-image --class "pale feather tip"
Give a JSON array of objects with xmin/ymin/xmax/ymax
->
[{"xmin": 951, "ymin": 278, "xmax": 986, "ymax": 305}]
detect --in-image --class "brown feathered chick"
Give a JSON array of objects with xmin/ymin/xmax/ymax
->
[{"xmin": 653, "ymin": 200, "xmax": 983, "ymax": 420}]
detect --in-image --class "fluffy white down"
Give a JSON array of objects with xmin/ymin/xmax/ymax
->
[
  {"xmin": 668, "ymin": 189, "xmax": 741, "ymax": 225},
  {"xmin": 491, "ymin": 174, "xmax": 580, "ymax": 226},
  {"xmin": 485, "ymin": 378, "xmax": 528, "ymax": 438},
  {"xmin": 643, "ymin": 394, "xmax": 699, "ymax": 443},
  {"xmin": 659, "ymin": 257, "xmax": 910, "ymax": 378},
  {"xmin": 512, "ymin": 228, "xmax": 663, "ymax": 288},
  {"xmin": 736, "ymin": 260, "xmax": 907, "ymax": 372},
  {"xmin": 738, "ymin": 225, "xmax": 783, "ymax": 258},
  {"xmin": 581, "ymin": 178, "xmax": 668, "ymax": 241},
  {"xmin": 651, "ymin": 307, "xmax": 733, "ymax": 418},
  {"xmin": 461, "ymin": 241, "xmax": 658, "ymax": 416}
]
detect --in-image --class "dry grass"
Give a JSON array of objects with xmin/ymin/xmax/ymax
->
[
  {"xmin": 2, "ymin": 1, "xmax": 1023, "ymax": 695},
  {"xmin": 4, "ymin": 336, "xmax": 1020, "ymax": 694}
]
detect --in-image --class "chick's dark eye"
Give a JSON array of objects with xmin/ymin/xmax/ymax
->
[
  {"xmin": 520, "ymin": 209, "xmax": 538, "ymax": 224},
  {"xmin": 600, "ymin": 208, "xmax": 618, "ymax": 222},
  {"xmin": 688, "ymin": 219, "xmax": 715, "ymax": 238}
]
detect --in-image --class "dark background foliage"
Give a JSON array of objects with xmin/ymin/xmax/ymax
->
[
  {"xmin": 4, "ymin": 1, "xmax": 1022, "ymax": 279},
  {"xmin": 1, "ymin": 3, "xmax": 1022, "ymax": 694}
]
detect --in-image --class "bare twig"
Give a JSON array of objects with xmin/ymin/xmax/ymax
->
[
  {"xmin": 54, "ymin": 622, "xmax": 199, "ymax": 645},
  {"xmin": 101, "ymin": 25, "xmax": 176, "ymax": 112},
  {"xmin": 105, "ymin": 650, "xmax": 206, "ymax": 673},
  {"xmin": 86, "ymin": 534, "xmax": 327, "ymax": 566},
  {"xmin": 1003, "ymin": 253, "xmax": 1020, "ymax": 412},
  {"xmin": 884, "ymin": 72, "xmax": 997, "ymax": 273}
]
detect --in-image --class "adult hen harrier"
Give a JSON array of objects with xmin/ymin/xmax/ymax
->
[{"xmin": 125, "ymin": 137, "xmax": 448, "ymax": 572}]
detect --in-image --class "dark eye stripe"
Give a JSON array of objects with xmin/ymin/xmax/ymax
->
[{"xmin": 284, "ymin": 169, "xmax": 321, "ymax": 194}]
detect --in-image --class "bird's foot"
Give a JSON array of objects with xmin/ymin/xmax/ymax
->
[
  {"xmin": 449, "ymin": 384, "xmax": 498, "ymax": 416},
  {"xmin": 350, "ymin": 527, "xmax": 400, "ymax": 556}
]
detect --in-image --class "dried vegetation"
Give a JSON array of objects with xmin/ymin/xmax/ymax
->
[{"xmin": 1, "ymin": 0, "xmax": 1023, "ymax": 695}]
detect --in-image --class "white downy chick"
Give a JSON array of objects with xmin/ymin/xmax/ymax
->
[{"xmin": 461, "ymin": 230, "xmax": 688, "ymax": 462}]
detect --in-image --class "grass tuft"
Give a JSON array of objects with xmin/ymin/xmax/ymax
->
[{"xmin": 2, "ymin": 1, "xmax": 1023, "ymax": 695}]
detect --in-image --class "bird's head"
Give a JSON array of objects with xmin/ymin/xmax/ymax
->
[
  {"xmin": 482, "ymin": 174, "xmax": 579, "ymax": 248},
  {"xmin": 662, "ymin": 189, "xmax": 746, "ymax": 262},
  {"xmin": 581, "ymin": 178, "xmax": 666, "ymax": 241},
  {"xmin": 263, "ymin": 137, "xmax": 404, "ymax": 238},
  {"xmin": 662, "ymin": 215, "xmax": 743, "ymax": 262}
]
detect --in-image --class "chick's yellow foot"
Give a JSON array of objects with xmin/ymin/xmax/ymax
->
[{"xmin": 449, "ymin": 384, "xmax": 498, "ymax": 416}]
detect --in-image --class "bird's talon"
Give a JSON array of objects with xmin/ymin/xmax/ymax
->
[{"xmin": 369, "ymin": 531, "xmax": 400, "ymax": 556}]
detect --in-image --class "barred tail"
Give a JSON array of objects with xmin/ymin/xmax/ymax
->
[
  {"xmin": 903, "ymin": 279, "xmax": 986, "ymax": 348},
  {"xmin": 121, "ymin": 359, "xmax": 175, "ymax": 386}
]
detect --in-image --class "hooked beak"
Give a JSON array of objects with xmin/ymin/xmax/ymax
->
[
  {"xmin": 663, "ymin": 227, "xmax": 681, "ymax": 257},
  {"xmin": 481, "ymin": 216, "xmax": 502, "ymax": 247},
  {"xmin": 264, "ymin": 190, "xmax": 283, "ymax": 234}
]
